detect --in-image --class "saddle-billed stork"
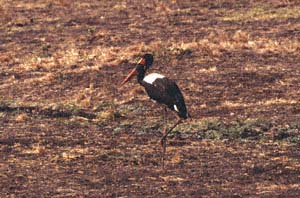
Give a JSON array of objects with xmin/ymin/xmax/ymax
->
[{"xmin": 121, "ymin": 53, "xmax": 190, "ymax": 168}]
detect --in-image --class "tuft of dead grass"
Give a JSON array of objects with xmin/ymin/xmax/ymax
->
[
  {"xmin": 22, "ymin": 144, "xmax": 45, "ymax": 155},
  {"xmin": 233, "ymin": 30, "xmax": 250, "ymax": 43},
  {"xmin": 222, "ymin": 6, "xmax": 300, "ymax": 22},
  {"xmin": 15, "ymin": 113, "xmax": 29, "ymax": 122},
  {"xmin": 222, "ymin": 98, "xmax": 298, "ymax": 109}
]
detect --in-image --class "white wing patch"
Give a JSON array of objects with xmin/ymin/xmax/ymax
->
[
  {"xmin": 143, "ymin": 73, "xmax": 165, "ymax": 84},
  {"xmin": 174, "ymin": 104, "xmax": 179, "ymax": 112}
]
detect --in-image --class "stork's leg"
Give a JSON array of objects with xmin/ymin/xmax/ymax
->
[
  {"xmin": 161, "ymin": 128, "xmax": 167, "ymax": 169},
  {"xmin": 163, "ymin": 107, "xmax": 167, "ymax": 126},
  {"xmin": 160, "ymin": 118, "xmax": 182, "ymax": 169},
  {"xmin": 161, "ymin": 107, "xmax": 168, "ymax": 169}
]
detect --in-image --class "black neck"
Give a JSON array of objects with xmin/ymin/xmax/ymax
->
[{"xmin": 136, "ymin": 64, "xmax": 146, "ymax": 84}]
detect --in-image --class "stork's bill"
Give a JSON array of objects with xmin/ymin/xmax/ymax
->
[{"xmin": 121, "ymin": 57, "xmax": 146, "ymax": 86}]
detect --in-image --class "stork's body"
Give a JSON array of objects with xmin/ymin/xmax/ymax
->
[
  {"xmin": 139, "ymin": 73, "xmax": 188, "ymax": 120},
  {"xmin": 121, "ymin": 54, "xmax": 189, "ymax": 168}
]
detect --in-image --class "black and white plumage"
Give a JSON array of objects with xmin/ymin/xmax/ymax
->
[
  {"xmin": 121, "ymin": 54, "xmax": 189, "ymax": 119},
  {"xmin": 121, "ymin": 53, "xmax": 190, "ymax": 168},
  {"xmin": 141, "ymin": 73, "xmax": 189, "ymax": 119}
]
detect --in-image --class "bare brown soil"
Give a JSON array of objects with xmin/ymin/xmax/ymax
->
[{"xmin": 1, "ymin": 0, "xmax": 300, "ymax": 197}]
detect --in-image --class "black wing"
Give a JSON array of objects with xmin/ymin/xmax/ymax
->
[{"xmin": 141, "ymin": 77, "xmax": 188, "ymax": 119}]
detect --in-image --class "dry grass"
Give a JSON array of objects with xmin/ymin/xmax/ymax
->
[
  {"xmin": 222, "ymin": 6, "xmax": 300, "ymax": 22},
  {"xmin": 1, "ymin": 1, "xmax": 300, "ymax": 197},
  {"xmin": 257, "ymin": 183, "xmax": 300, "ymax": 194},
  {"xmin": 222, "ymin": 98, "xmax": 298, "ymax": 108}
]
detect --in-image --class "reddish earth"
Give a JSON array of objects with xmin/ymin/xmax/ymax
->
[{"xmin": 1, "ymin": 0, "xmax": 300, "ymax": 197}]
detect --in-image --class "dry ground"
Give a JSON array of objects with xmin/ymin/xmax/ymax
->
[{"xmin": 1, "ymin": 0, "xmax": 300, "ymax": 197}]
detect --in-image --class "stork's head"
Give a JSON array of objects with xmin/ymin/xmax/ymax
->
[
  {"xmin": 141, "ymin": 53, "xmax": 153, "ymax": 69},
  {"xmin": 121, "ymin": 53, "xmax": 154, "ymax": 86}
]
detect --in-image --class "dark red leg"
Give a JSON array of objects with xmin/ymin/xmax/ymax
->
[
  {"xmin": 160, "ymin": 118, "xmax": 182, "ymax": 169},
  {"xmin": 161, "ymin": 128, "xmax": 167, "ymax": 169}
]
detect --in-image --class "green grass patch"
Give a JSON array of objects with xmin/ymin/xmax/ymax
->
[
  {"xmin": 174, "ymin": 118, "xmax": 300, "ymax": 144},
  {"xmin": 273, "ymin": 122, "xmax": 300, "ymax": 144}
]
